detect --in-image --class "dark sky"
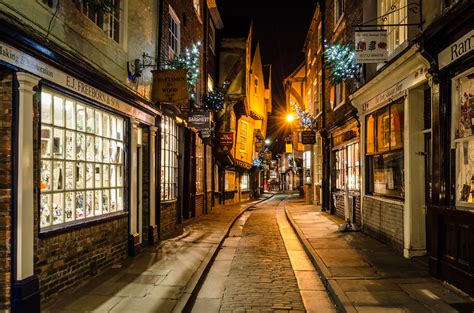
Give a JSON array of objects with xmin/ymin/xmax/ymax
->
[{"xmin": 216, "ymin": 0, "xmax": 317, "ymax": 153}]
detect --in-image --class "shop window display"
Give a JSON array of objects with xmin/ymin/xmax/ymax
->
[
  {"xmin": 161, "ymin": 115, "xmax": 178, "ymax": 200},
  {"xmin": 453, "ymin": 71, "xmax": 474, "ymax": 205},
  {"xmin": 366, "ymin": 99, "xmax": 404, "ymax": 198},
  {"xmin": 40, "ymin": 90, "xmax": 125, "ymax": 229}
]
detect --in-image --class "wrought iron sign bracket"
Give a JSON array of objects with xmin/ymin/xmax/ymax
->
[{"xmin": 352, "ymin": 1, "xmax": 424, "ymax": 30}]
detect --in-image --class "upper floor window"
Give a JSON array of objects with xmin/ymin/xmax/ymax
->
[
  {"xmin": 168, "ymin": 6, "xmax": 181, "ymax": 59},
  {"xmin": 209, "ymin": 21, "xmax": 216, "ymax": 54},
  {"xmin": 378, "ymin": 0, "xmax": 407, "ymax": 54},
  {"xmin": 254, "ymin": 76, "xmax": 259, "ymax": 94},
  {"xmin": 72, "ymin": 0, "xmax": 121, "ymax": 43},
  {"xmin": 330, "ymin": 82, "xmax": 345, "ymax": 109},
  {"xmin": 207, "ymin": 75, "xmax": 214, "ymax": 92},
  {"xmin": 335, "ymin": 0, "xmax": 344, "ymax": 25}
]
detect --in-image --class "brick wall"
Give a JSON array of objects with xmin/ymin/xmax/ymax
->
[
  {"xmin": 333, "ymin": 192, "xmax": 345, "ymax": 220},
  {"xmin": 160, "ymin": 201, "xmax": 179, "ymax": 239},
  {"xmin": 0, "ymin": 71, "xmax": 13, "ymax": 311},
  {"xmin": 36, "ymin": 217, "xmax": 128, "ymax": 300},
  {"xmin": 195, "ymin": 194, "xmax": 204, "ymax": 217},
  {"xmin": 362, "ymin": 196, "xmax": 404, "ymax": 251},
  {"xmin": 206, "ymin": 191, "xmax": 213, "ymax": 212},
  {"xmin": 332, "ymin": 192, "xmax": 361, "ymax": 225}
]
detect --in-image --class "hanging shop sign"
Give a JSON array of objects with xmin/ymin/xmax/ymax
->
[
  {"xmin": 438, "ymin": 29, "xmax": 474, "ymax": 70},
  {"xmin": 264, "ymin": 151, "xmax": 273, "ymax": 161},
  {"xmin": 219, "ymin": 132, "xmax": 234, "ymax": 152},
  {"xmin": 152, "ymin": 69, "xmax": 189, "ymax": 103},
  {"xmin": 286, "ymin": 143, "xmax": 293, "ymax": 154},
  {"xmin": 188, "ymin": 111, "xmax": 211, "ymax": 129},
  {"xmin": 0, "ymin": 41, "xmax": 156, "ymax": 124},
  {"xmin": 200, "ymin": 128, "xmax": 212, "ymax": 139},
  {"xmin": 255, "ymin": 140, "xmax": 264, "ymax": 153},
  {"xmin": 301, "ymin": 130, "xmax": 316, "ymax": 145},
  {"xmin": 355, "ymin": 30, "xmax": 387, "ymax": 63}
]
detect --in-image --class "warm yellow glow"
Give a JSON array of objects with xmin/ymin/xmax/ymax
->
[{"xmin": 286, "ymin": 113, "xmax": 295, "ymax": 123}]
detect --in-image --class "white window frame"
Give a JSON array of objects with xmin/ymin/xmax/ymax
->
[
  {"xmin": 193, "ymin": 0, "xmax": 201, "ymax": 20},
  {"xmin": 161, "ymin": 115, "xmax": 178, "ymax": 201},
  {"xmin": 334, "ymin": 0, "xmax": 345, "ymax": 29},
  {"xmin": 378, "ymin": 0, "xmax": 408, "ymax": 55},
  {"xmin": 240, "ymin": 173, "xmax": 249, "ymax": 190},
  {"xmin": 168, "ymin": 5, "xmax": 181, "ymax": 60},
  {"xmin": 73, "ymin": 0, "xmax": 122, "ymax": 44},
  {"xmin": 40, "ymin": 89, "xmax": 125, "ymax": 230}
]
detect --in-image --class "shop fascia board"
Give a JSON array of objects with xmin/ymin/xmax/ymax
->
[{"xmin": 350, "ymin": 44, "xmax": 430, "ymax": 113}]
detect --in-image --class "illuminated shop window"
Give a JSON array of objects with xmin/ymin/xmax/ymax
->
[
  {"xmin": 206, "ymin": 145, "xmax": 213, "ymax": 192},
  {"xmin": 225, "ymin": 170, "xmax": 235, "ymax": 191},
  {"xmin": 453, "ymin": 70, "xmax": 474, "ymax": 206},
  {"xmin": 333, "ymin": 142, "xmax": 360, "ymax": 191},
  {"xmin": 240, "ymin": 173, "xmax": 249, "ymax": 190},
  {"xmin": 196, "ymin": 136, "xmax": 204, "ymax": 194},
  {"xmin": 40, "ymin": 90, "xmax": 125, "ymax": 229},
  {"xmin": 366, "ymin": 100, "xmax": 404, "ymax": 198},
  {"xmin": 161, "ymin": 115, "xmax": 178, "ymax": 200}
]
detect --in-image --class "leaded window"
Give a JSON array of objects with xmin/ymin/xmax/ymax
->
[{"xmin": 40, "ymin": 90, "xmax": 125, "ymax": 229}]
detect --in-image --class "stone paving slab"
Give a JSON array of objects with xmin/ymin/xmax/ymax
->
[
  {"xmin": 285, "ymin": 198, "xmax": 474, "ymax": 313},
  {"xmin": 43, "ymin": 196, "xmax": 272, "ymax": 313}
]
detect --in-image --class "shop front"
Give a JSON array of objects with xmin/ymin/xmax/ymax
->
[
  {"xmin": 422, "ymin": 5, "xmax": 474, "ymax": 294},
  {"xmin": 0, "ymin": 38, "xmax": 159, "ymax": 311},
  {"xmin": 330, "ymin": 120, "xmax": 361, "ymax": 225},
  {"xmin": 352, "ymin": 45, "xmax": 429, "ymax": 257}
]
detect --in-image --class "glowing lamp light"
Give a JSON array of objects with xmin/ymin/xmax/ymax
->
[
  {"xmin": 286, "ymin": 113, "xmax": 295, "ymax": 123},
  {"xmin": 265, "ymin": 139, "xmax": 271, "ymax": 145}
]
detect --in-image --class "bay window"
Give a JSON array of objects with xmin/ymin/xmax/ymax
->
[
  {"xmin": 40, "ymin": 90, "xmax": 125, "ymax": 229},
  {"xmin": 366, "ymin": 100, "xmax": 404, "ymax": 198},
  {"xmin": 161, "ymin": 116, "xmax": 178, "ymax": 200},
  {"xmin": 333, "ymin": 142, "xmax": 360, "ymax": 191}
]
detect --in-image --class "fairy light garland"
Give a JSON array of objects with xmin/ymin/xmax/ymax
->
[
  {"xmin": 164, "ymin": 42, "xmax": 201, "ymax": 100},
  {"xmin": 324, "ymin": 42, "xmax": 359, "ymax": 84}
]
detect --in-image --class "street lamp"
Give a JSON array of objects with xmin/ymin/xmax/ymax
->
[
  {"xmin": 265, "ymin": 138, "xmax": 271, "ymax": 145},
  {"xmin": 286, "ymin": 112, "xmax": 295, "ymax": 123}
]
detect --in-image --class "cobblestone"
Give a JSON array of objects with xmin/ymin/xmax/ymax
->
[{"xmin": 220, "ymin": 199, "xmax": 305, "ymax": 312}]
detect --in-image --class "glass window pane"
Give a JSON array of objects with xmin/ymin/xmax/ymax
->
[
  {"xmin": 110, "ymin": 141, "xmax": 117, "ymax": 163},
  {"xmin": 76, "ymin": 133, "xmax": 85, "ymax": 160},
  {"xmin": 53, "ymin": 128, "xmax": 64, "ymax": 159},
  {"xmin": 65, "ymin": 131, "xmax": 75, "ymax": 160},
  {"xmin": 110, "ymin": 165, "xmax": 116, "ymax": 187},
  {"xmin": 95, "ymin": 190, "xmax": 102, "ymax": 216},
  {"xmin": 40, "ymin": 194, "xmax": 51, "ymax": 227},
  {"xmin": 86, "ymin": 135, "xmax": 94, "ymax": 161},
  {"xmin": 86, "ymin": 191, "xmax": 94, "ymax": 217},
  {"xmin": 103, "ymin": 164, "xmax": 109, "ymax": 187},
  {"xmin": 103, "ymin": 113, "xmax": 110, "ymax": 138},
  {"xmin": 117, "ymin": 188, "xmax": 123, "ymax": 211},
  {"xmin": 65, "ymin": 192, "xmax": 74, "ymax": 222},
  {"xmin": 111, "ymin": 116, "xmax": 117, "ymax": 139},
  {"xmin": 65, "ymin": 161, "xmax": 74, "ymax": 190},
  {"xmin": 377, "ymin": 107, "xmax": 390, "ymax": 153},
  {"xmin": 41, "ymin": 126, "xmax": 52, "ymax": 158},
  {"xmin": 102, "ymin": 189, "xmax": 109, "ymax": 213},
  {"xmin": 103, "ymin": 139, "xmax": 110, "ymax": 163},
  {"xmin": 76, "ymin": 162, "xmax": 85, "ymax": 189},
  {"xmin": 116, "ymin": 142, "xmax": 123, "ymax": 164},
  {"xmin": 390, "ymin": 101, "xmax": 404, "ymax": 150},
  {"xmin": 110, "ymin": 189, "xmax": 117, "ymax": 212},
  {"xmin": 95, "ymin": 137, "xmax": 102, "ymax": 162},
  {"xmin": 41, "ymin": 160, "xmax": 52, "ymax": 191},
  {"xmin": 52, "ymin": 193, "xmax": 64, "ymax": 225},
  {"xmin": 86, "ymin": 163, "xmax": 94, "ymax": 188},
  {"xmin": 76, "ymin": 104, "xmax": 85, "ymax": 132},
  {"xmin": 76, "ymin": 191, "xmax": 85, "ymax": 220},
  {"xmin": 86, "ymin": 107, "xmax": 94, "ymax": 133},
  {"xmin": 65, "ymin": 100, "xmax": 75, "ymax": 129},
  {"xmin": 117, "ymin": 165, "xmax": 123, "ymax": 187},
  {"xmin": 53, "ymin": 96, "xmax": 64, "ymax": 127},
  {"xmin": 95, "ymin": 164, "xmax": 102, "ymax": 188},
  {"xmin": 117, "ymin": 118, "xmax": 123, "ymax": 140},
  {"xmin": 368, "ymin": 151, "xmax": 404, "ymax": 197},
  {"xmin": 95, "ymin": 111, "xmax": 102, "ymax": 136},
  {"xmin": 41, "ymin": 92, "xmax": 52, "ymax": 124},
  {"xmin": 53, "ymin": 161, "xmax": 64, "ymax": 191}
]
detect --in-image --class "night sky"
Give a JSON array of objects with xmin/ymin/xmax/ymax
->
[{"xmin": 216, "ymin": 0, "xmax": 317, "ymax": 153}]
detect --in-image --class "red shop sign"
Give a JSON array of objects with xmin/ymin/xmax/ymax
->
[{"xmin": 219, "ymin": 132, "xmax": 234, "ymax": 152}]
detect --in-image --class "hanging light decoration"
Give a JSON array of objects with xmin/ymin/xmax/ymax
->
[
  {"xmin": 164, "ymin": 42, "xmax": 201, "ymax": 100},
  {"xmin": 290, "ymin": 101, "xmax": 317, "ymax": 129},
  {"xmin": 324, "ymin": 42, "xmax": 360, "ymax": 84},
  {"xmin": 202, "ymin": 81, "xmax": 229, "ymax": 112}
]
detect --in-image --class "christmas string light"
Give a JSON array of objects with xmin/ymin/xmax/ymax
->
[
  {"xmin": 324, "ymin": 42, "xmax": 359, "ymax": 84},
  {"xmin": 164, "ymin": 42, "xmax": 201, "ymax": 100},
  {"xmin": 290, "ymin": 101, "xmax": 317, "ymax": 129}
]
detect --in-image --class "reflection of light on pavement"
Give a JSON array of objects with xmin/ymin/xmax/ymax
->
[{"xmin": 419, "ymin": 289, "xmax": 440, "ymax": 300}]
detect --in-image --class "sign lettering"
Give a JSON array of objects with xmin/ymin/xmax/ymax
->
[
  {"xmin": 355, "ymin": 31, "xmax": 387, "ymax": 63},
  {"xmin": 438, "ymin": 29, "xmax": 474, "ymax": 69}
]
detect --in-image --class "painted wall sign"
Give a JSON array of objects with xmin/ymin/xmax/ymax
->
[
  {"xmin": 219, "ymin": 132, "xmax": 234, "ymax": 152},
  {"xmin": 355, "ymin": 30, "xmax": 387, "ymax": 63},
  {"xmin": 301, "ymin": 130, "xmax": 316, "ymax": 145},
  {"xmin": 188, "ymin": 111, "xmax": 210, "ymax": 129},
  {"xmin": 438, "ymin": 29, "xmax": 474, "ymax": 70},
  {"xmin": 152, "ymin": 69, "xmax": 189, "ymax": 103},
  {"xmin": 0, "ymin": 41, "xmax": 156, "ymax": 124},
  {"xmin": 362, "ymin": 66, "xmax": 427, "ymax": 114}
]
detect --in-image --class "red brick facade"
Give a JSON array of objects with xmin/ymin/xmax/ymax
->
[
  {"xmin": 160, "ymin": 201, "xmax": 180, "ymax": 239},
  {"xmin": 0, "ymin": 71, "xmax": 13, "ymax": 311}
]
